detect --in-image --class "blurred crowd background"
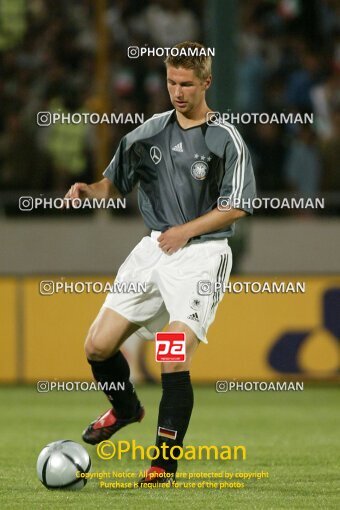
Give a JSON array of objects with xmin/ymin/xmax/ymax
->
[{"xmin": 0, "ymin": 0, "xmax": 339, "ymax": 215}]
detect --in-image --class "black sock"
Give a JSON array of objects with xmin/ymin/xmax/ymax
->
[
  {"xmin": 151, "ymin": 371, "xmax": 194, "ymax": 473},
  {"xmin": 88, "ymin": 351, "xmax": 140, "ymax": 419}
]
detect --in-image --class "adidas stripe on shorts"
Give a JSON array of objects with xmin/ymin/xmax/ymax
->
[{"xmin": 102, "ymin": 231, "xmax": 232, "ymax": 343}]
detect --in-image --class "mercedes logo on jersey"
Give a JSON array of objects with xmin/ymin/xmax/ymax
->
[{"xmin": 150, "ymin": 146, "xmax": 162, "ymax": 165}]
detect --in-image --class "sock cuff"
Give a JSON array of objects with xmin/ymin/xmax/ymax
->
[
  {"xmin": 87, "ymin": 351, "xmax": 121, "ymax": 370},
  {"xmin": 161, "ymin": 371, "xmax": 191, "ymax": 387}
]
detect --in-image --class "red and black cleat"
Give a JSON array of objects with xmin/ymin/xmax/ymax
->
[
  {"xmin": 82, "ymin": 405, "xmax": 145, "ymax": 445},
  {"xmin": 138, "ymin": 467, "xmax": 176, "ymax": 487}
]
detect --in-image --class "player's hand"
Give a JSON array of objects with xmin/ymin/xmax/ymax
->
[
  {"xmin": 157, "ymin": 226, "xmax": 190, "ymax": 255},
  {"xmin": 63, "ymin": 182, "xmax": 90, "ymax": 208}
]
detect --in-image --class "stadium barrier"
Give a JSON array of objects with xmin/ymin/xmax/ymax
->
[{"xmin": 1, "ymin": 276, "xmax": 339, "ymax": 383}]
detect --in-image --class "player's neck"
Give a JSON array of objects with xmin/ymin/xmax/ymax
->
[{"xmin": 175, "ymin": 103, "xmax": 210, "ymax": 129}]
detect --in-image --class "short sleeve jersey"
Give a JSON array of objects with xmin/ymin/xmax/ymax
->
[{"xmin": 103, "ymin": 110, "xmax": 256, "ymax": 240}]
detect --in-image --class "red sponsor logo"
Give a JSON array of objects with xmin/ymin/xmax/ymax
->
[{"xmin": 155, "ymin": 332, "xmax": 186, "ymax": 362}]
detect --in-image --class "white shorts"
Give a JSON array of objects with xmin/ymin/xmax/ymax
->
[{"xmin": 102, "ymin": 231, "xmax": 232, "ymax": 343}]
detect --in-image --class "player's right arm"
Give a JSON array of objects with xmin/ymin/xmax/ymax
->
[
  {"xmin": 65, "ymin": 128, "xmax": 139, "ymax": 207},
  {"xmin": 63, "ymin": 177, "xmax": 121, "ymax": 206}
]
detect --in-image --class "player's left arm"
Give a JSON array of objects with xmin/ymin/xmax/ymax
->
[
  {"xmin": 158, "ymin": 128, "xmax": 256, "ymax": 254},
  {"xmin": 157, "ymin": 207, "xmax": 246, "ymax": 253}
]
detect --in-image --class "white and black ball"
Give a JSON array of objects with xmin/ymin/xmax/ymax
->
[{"xmin": 37, "ymin": 440, "xmax": 91, "ymax": 490}]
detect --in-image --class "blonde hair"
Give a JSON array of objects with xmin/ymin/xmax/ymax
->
[{"xmin": 164, "ymin": 41, "xmax": 212, "ymax": 81}]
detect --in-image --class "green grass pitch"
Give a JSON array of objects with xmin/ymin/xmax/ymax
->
[{"xmin": 0, "ymin": 385, "xmax": 339, "ymax": 509}]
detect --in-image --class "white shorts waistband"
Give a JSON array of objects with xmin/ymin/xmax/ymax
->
[
  {"xmin": 150, "ymin": 230, "xmax": 162, "ymax": 240},
  {"xmin": 150, "ymin": 230, "xmax": 229, "ymax": 245}
]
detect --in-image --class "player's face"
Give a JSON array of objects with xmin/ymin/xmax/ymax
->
[{"xmin": 166, "ymin": 66, "xmax": 211, "ymax": 115}]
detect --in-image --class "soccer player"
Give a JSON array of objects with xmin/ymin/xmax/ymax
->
[{"xmin": 64, "ymin": 41, "xmax": 256, "ymax": 484}]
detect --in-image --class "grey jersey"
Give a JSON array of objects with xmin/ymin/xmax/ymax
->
[{"xmin": 103, "ymin": 110, "xmax": 256, "ymax": 240}]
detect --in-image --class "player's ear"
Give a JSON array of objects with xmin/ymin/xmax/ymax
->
[{"xmin": 203, "ymin": 75, "xmax": 212, "ymax": 90}]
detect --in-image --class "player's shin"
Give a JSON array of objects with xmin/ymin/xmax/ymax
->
[
  {"xmin": 87, "ymin": 351, "xmax": 141, "ymax": 419},
  {"xmin": 151, "ymin": 371, "xmax": 194, "ymax": 473}
]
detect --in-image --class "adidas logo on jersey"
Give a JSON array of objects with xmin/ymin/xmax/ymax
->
[
  {"xmin": 187, "ymin": 312, "xmax": 199, "ymax": 322},
  {"xmin": 172, "ymin": 142, "xmax": 183, "ymax": 152}
]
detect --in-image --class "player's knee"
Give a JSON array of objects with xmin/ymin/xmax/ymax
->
[{"xmin": 84, "ymin": 327, "xmax": 113, "ymax": 361}]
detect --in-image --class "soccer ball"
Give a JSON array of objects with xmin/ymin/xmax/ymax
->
[{"xmin": 37, "ymin": 440, "xmax": 91, "ymax": 490}]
